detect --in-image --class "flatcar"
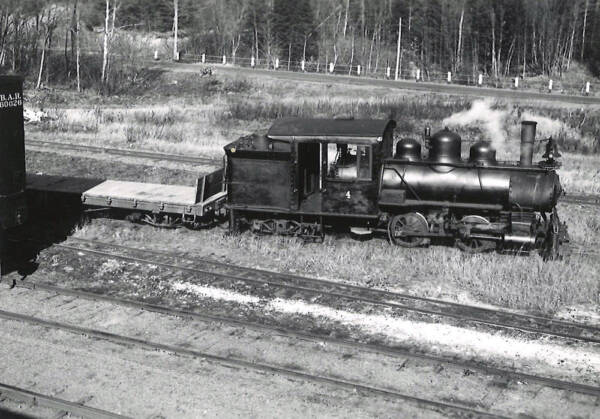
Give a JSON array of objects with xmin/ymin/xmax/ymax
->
[{"xmin": 0, "ymin": 76, "xmax": 27, "ymax": 278}]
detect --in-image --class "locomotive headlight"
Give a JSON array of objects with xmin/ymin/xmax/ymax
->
[{"xmin": 230, "ymin": 147, "xmax": 236, "ymax": 153}]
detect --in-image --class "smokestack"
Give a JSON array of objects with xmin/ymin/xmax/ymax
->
[{"xmin": 520, "ymin": 121, "xmax": 537, "ymax": 167}]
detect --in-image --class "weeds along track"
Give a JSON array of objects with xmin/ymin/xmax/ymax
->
[
  {"xmin": 15, "ymin": 280, "xmax": 600, "ymax": 399},
  {"xmin": 26, "ymin": 139, "xmax": 221, "ymax": 166},
  {"xmin": 0, "ymin": 289, "xmax": 509, "ymax": 418},
  {"xmin": 57, "ymin": 237, "xmax": 600, "ymax": 343},
  {"xmin": 562, "ymin": 194, "xmax": 600, "ymax": 207},
  {"xmin": 0, "ymin": 381, "xmax": 129, "ymax": 419}
]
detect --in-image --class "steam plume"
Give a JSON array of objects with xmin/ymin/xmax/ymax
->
[{"xmin": 442, "ymin": 99, "xmax": 508, "ymax": 152}]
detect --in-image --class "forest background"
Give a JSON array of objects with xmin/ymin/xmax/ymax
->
[{"xmin": 2, "ymin": 0, "xmax": 600, "ymax": 92}]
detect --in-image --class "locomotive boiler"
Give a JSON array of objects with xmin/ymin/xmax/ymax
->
[
  {"xmin": 379, "ymin": 121, "xmax": 566, "ymax": 257},
  {"xmin": 0, "ymin": 76, "xmax": 27, "ymax": 277}
]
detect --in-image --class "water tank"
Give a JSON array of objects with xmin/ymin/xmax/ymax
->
[
  {"xmin": 429, "ymin": 128, "xmax": 461, "ymax": 163},
  {"xmin": 469, "ymin": 141, "xmax": 497, "ymax": 166},
  {"xmin": 0, "ymin": 76, "xmax": 25, "ymax": 197},
  {"xmin": 395, "ymin": 138, "xmax": 421, "ymax": 161}
]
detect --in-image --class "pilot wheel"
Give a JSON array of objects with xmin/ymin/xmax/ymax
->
[
  {"xmin": 388, "ymin": 212, "xmax": 429, "ymax": 247},
  {"xmin": 455, "ymin": 215, "xmax": 495, "ymax": 253}
]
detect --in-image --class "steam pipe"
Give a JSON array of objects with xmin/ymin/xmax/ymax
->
[{"xmin": 520, "ymin": 121, "xmax": 537, "ymax": 167}]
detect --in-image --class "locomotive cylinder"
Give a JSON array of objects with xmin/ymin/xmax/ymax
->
[{"xmin": 520, "ymin": 121, "xmax": 537, "ymax": 167}]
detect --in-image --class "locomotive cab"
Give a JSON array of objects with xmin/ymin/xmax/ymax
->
[{"xmin": 225, "ymin": 118, "xmax": 395, "ymax": 239}]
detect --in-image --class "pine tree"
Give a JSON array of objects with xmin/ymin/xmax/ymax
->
[{"xmin": 272, "ymin": 0, "xmax": 315, "ymax": 63}]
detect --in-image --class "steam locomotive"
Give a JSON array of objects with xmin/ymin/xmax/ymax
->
[{"xmin": 223, "ymin": 118, "xmax": 567, "ymax": 258}]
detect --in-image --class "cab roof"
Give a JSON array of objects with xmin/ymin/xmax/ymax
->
[{"xmin": 267, "ymin": 118, "xmax": 395, "ymax": 143}]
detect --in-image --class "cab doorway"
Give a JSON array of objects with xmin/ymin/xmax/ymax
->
[{"xmin": 297, "ymin": 142, "xmax": 321, "ymax": 198}]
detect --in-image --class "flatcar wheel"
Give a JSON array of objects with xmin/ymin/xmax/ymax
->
[
  {"xmin": 142, "ymin": 214, "xmax": 180, "ymax": 229},
  {"xmin": 455, "ymin": 215, "xmax": 494, "ymax": 253},
  {"xmin": 388, "ymin": 212, "xmax": 429, "ymax": 247}
]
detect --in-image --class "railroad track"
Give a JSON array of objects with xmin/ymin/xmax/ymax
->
[
  {"xmin": 26, "ymin": 139, "xmax": 221, "ymax": 166},
  {"xmin": 15, "ymin": 280, "xmax": 600, "ymax": 398},
  {"xmin": 0, "ymin": 292, "xmax": 508, "ymax": 419},
  {"xmin": 54, "ymin": 237, "xmax": 600, "ymax": 344},
  {"xmin": 0, "ymin": 382, "xmax": 128, "ymax": 419},
  {"xmin": 562, "ymin": 194, "xmax": 600, "ymax": 207}
]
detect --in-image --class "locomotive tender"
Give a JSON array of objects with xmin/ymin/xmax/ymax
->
[
  {"xmin": 0, "ymin": 76, "xmax": 27, "ymax": 277},
  {"xmin": 224, "ymin": 118, "xmax": 566, "ymax": 257}
]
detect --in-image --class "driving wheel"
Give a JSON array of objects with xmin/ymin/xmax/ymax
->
[{"xmin": 388, "ymin": 212, "xmax": 429, "ymax": 247}]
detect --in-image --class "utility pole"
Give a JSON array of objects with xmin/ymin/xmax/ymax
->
[
  {"xmin": 394, "ymin": 17, "xmax": 401, "ymax": 81},
  {"xmin": 173, "ymin": 0, "xmax": 179, "ymax": 60}
]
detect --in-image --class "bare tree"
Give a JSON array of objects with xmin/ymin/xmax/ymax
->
[
  {"xmin": 173, "ymin": 0, "xmax": 178, "ymax": 60},
  {"xmin": 36, "ymin": 6, "xmax": 58, "ymax": 89},
  {"xmin": 101, "ymin": 0, "xmax": 110, "ymax": 83}
]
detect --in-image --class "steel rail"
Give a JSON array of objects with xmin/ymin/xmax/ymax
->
[
  {"xmin": 15, "ymin": 281, "xmax": 600, "ymax": 398},
  {"xmin": 25, "ymin": 139, "xmax": 220, "ymax": 166},
  {"xmin": 0, "ymin": 307, "xmax": 506, "ymax": 419},
  {"xmin": 0, "ymin": 382, "xmax": 130, "ymax": 419},
  {"xmin": 59, "ymin": 237, "xmax": 600, "ymax": 344},
  {"xmin": 562, "ymin": 194, "xmax": 600, "ymax": 207}
]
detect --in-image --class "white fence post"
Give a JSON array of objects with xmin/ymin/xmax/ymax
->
[
  {"xmin": 357, "ymin": 65, "xmax": 361, "ymax": 75},
  {"xmin": 275, "ymin": 58, "xmax": 279, "ymax": 69},
  {"xmin": 514, "ymin": 76, "xmax": 519, "ymax": 88},
  {"xmin": 478, "ymin": 73, "xmax": 483, "ymax": 86},
  {"xmin": 301, "ymin": 60, "xmax": 305, "ymax": 71},
  {"xmin": 416, "ymin": 68, "xmax": 421, "ymax": 81},
  {"xmin": 386, "ymin": 67, "xmax": 391, "ymax": 78},
  {"xmin": 329, "ymin": 62, "xmax": 334, "ymax": 73},
  {"xmin": 251, "ymin": 56, "xmax": 255, "ymax": 67},
  {"xmin": 222, "ymin": 55, "xmax": 226, "ymax": 65},
  {"xmin": 201, "ymin": 53, "xmax": 205, "ymax": 63},
  {"xmin": 447, "ymin": 71, "xmax": 452, "ymax": 83},
  {"xmin": 548, "ymin": 79, "xmax": 553, "ymax": 92},
  {"xmin": 586, "ymin": 81, "xmax": 591, "ymax": 95}
]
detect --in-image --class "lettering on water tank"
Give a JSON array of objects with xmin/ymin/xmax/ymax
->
[{"xmin": 0, "ymin": 92, "xmax": 22, "ymax": 108}]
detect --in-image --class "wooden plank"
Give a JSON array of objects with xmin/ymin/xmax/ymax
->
[{"xmin": 84, "ymin": 180, "xmax": 197, "ymax": 206}]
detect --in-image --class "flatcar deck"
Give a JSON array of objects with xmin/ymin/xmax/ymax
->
[
  {"xmin": 81, "ymin": 176, "xmax": 226, "ymax": 218},
  {"xmin": 84, "ymin": 180, "xmax": 197, "ymax": 206},
  {"xmin": 27, "ymin": 174, "xmax": 105, "ymax": 195}
]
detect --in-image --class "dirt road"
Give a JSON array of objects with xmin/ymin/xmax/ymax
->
[{"xmin": 162, "ymin": 62, "xmax": 600, "ymax": 105}]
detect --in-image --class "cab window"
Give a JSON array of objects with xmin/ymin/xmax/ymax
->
[{"xmin": 326, "ymin": 143, "xmax": 372, "ymax": 181}]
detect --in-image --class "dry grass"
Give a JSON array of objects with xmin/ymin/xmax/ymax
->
[
  {"xmin": 26, "ymin": 71, "xmax": 600, "ymax": 193},
  {"xmin": 74, "ymin": 218, "xmax": 599, "ymax": 315}
]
